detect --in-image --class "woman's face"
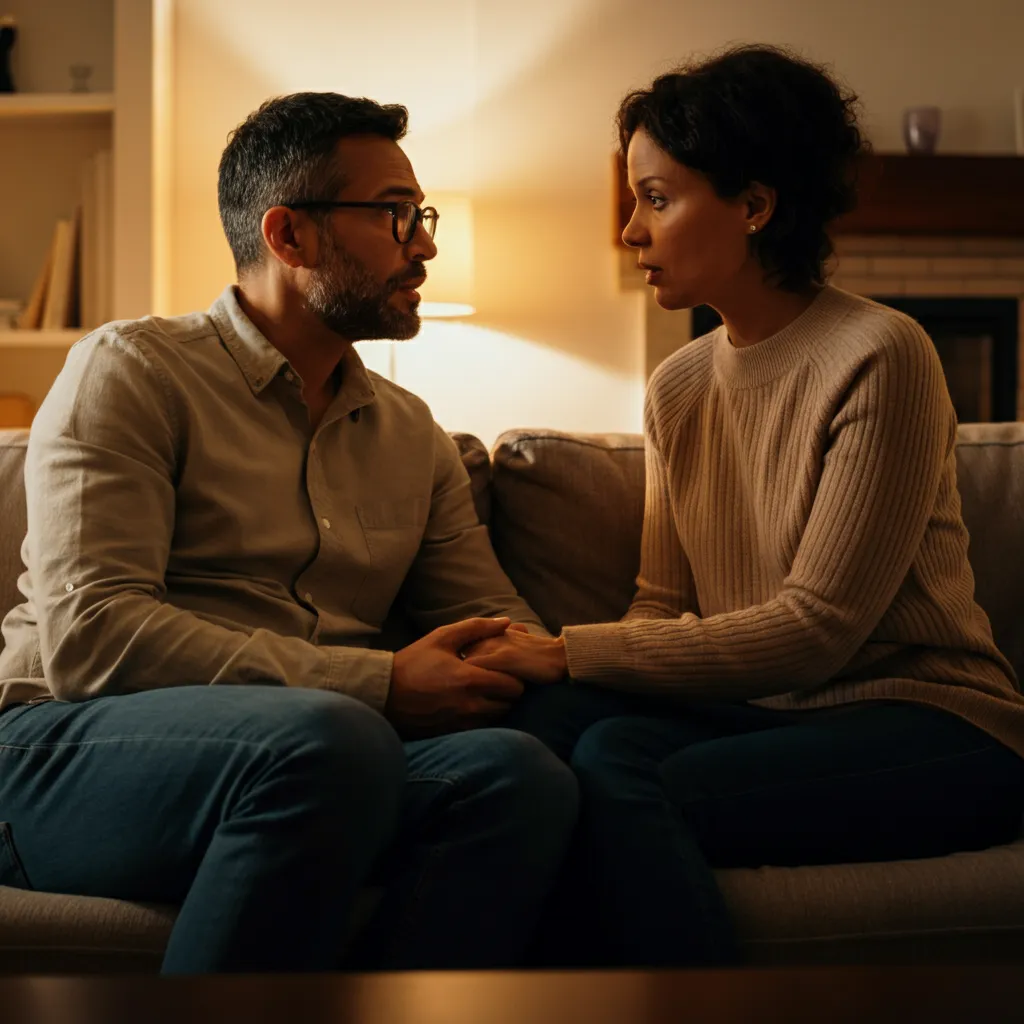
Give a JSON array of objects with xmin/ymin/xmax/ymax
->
[{"xmin": 622, "ymin": 129, "xmax": 758, "ymax": 310}]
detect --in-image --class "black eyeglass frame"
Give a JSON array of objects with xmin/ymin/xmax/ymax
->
[{"xmin": 282, "ymin": 200, "xmax": 438, "ymax": 244}]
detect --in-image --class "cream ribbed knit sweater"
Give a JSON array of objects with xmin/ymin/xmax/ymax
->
[{"xmin": 562, "ymin": 286, "xmax": 1024, "ymax": 758}]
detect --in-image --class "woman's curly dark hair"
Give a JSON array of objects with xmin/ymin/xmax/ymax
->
[{"xmin": 617, "ymin": 45, "xmax": 868, "ymax": 292}]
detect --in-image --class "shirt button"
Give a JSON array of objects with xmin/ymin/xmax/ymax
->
[
  {"xmin": 321, "ymin": 517, "xmax": 331, "ymax": 530},
  {"xmin": 284, "ymin": 371, "xmax": 295, "ymax": 383},
  {"xmin": 254, "ymin": 376, "xmax": 263, "ymax": 387},
  {"xmin": 304, "ymin": 592, "xmax": 313, "ymax": 603},
  {"xmin": 65, "ymin": 583, "xmax": 74, "ymax": 593}
]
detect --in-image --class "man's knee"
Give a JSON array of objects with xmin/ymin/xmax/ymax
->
[
  {"xmin": 243, "ymin": 689, "xmax": 406, "ymax": 812},
  {"xmin": 449, "ymin": 729, "xmax": 579, "ymax": 840},
  {"xmin": 281, "ymin": 688, "xmax": 402, "ymax": 763}
]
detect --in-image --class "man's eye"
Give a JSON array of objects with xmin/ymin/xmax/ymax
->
[{"xmin": 646, "ymin": 193, "xmax": 666, "ymax": 209}]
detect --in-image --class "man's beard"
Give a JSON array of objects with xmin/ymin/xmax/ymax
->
[{"xmin": 305, "ymin": 233, "xmax": 422, "ymax": 341}]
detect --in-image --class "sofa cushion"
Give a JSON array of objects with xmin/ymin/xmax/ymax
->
[
  {"xmin": 3, "ymin": 839, "xmax": 1023, "ymax": 971},
  {"xmin": 718, "ymin": 837, "xmax": 1024, "ymax": 963},
  {"xmin": 452, "ymin": 432, "xmax": 492, "ymax": 527},
  {"xmin": 0, "ymin": 885, "xmax": 172, "ymax": 973},
  {"xmin": 490, "ymin": 430, "xmax": 645, "ymax": 633},
  {"xmin": 954, "ymin": 423, "xmax": 1024, "ymax": 681},
  {"xmin": 0, "ymin": 884, "xmax": 382, "ymax": 974},
  {"xmin": 0, "ymin": 430, "xmax": 28, "ymax": 635}
]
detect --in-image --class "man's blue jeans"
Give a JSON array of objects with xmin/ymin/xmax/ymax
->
[{"xmin": 0, "ymin": 686, "xmax": 577, "ymax": 973}]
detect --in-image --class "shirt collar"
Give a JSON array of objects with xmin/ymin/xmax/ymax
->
[
  {"xmin": 207, "ymin": 285, "xmax": 377, "ymax": 416},
  {"xmin": 208, "ymin": 285, "xmax": 289, "ymax": 396}
]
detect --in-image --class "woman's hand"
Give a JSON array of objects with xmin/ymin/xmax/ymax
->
[{"xmin": 462, "ymin": 628, "xmax": 568, "ymax": 685}]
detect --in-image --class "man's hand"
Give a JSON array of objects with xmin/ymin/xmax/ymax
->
[
  {"xmin": 462, "ymin": 630, "xmax": 568, "ymax": 686},
  {"xmin": 387, "ymin": 617, "xmax": 526, "ymax": 738}
]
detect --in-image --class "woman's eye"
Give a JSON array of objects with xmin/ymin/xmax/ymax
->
[{"xmin": 646, "ymin": 193, "xmax": 666, "ymax": 209}]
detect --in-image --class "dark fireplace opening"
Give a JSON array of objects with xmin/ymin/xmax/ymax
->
[{"xmin": 691, "ymin": 296, "xmax": 1019, "ymax": 423}]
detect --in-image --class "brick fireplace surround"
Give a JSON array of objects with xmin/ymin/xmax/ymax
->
[{"xmin": 830, "ymin": 236, "xmax": 1024, "ymax": 420}]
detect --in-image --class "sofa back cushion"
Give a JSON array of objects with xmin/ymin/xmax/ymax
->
[
  {"xmin": 0, "ymin": 429, "xmax": 28, "ymax": 636},
  {"xmin": 491, "ymin": 423, "xmax": 1024, "ymax": 682},
  {"xmin": 954, "ymin": 423, "xmax": 1024, "ymax": 680},
  {"xmin": 490, "ymin": 430, "xmax": 645, "ymax": 631}
]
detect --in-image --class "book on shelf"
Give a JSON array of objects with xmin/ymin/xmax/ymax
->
[
  {"xmin": 16, "ymin": 230, "xmax": 54, "ymax": 329},
  {"xmin": 14, "ymin": 147, "xmax": 113, "ymax": 332},
  {"xmin": 41, "ymin": 217, "xmax": 77, "ymax": 330},
  {"xmin": 80, "ymin": 148, "xmax": 113, "ymax": 329}
]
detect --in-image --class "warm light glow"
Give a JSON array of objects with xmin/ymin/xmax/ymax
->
[
  {"xmin": 419, "ymin": 193, "xmax": 474, "ymax": 318},
  {"xmin": 420, "ymin": 301, "xmax": 475, "ymax": 318},
  {"xmin": 391, "ymin": 320, "xmax": 642, "ymax": 447}
]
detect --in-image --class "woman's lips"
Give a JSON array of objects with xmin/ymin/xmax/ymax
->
[{"xmin": 645, "ymin": 269, "xmax": 662, "ymax": 285}]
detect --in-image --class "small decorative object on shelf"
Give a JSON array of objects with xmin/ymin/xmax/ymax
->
[
  {"xmin": 0, "ymin": 298, "xmax": 22, "ymax": 329},
  {"xmin": 902, "ymin": 106, "xmax": 941, "ymax": 154},
  {"xmin": 69, "ymin": 63, "xmax": 92, "ymax": 93},
  {"xmin": 0, "ymin": 14, "xmax": 16, "ymax": 94}
]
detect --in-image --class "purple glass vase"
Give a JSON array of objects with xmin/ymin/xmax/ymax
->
[{"xmin": 902, "ymin": 106, "xmax": 941, "ymax": 154}]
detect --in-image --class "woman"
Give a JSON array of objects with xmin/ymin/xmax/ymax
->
[{"xmin": 468, "ymin": 44, "xmax": 1024, "ymax": 966}]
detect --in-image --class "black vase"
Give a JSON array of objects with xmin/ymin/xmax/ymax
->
[{"xmin": 0, "ymin": 20, "xmax": 16, "ymax": 94}]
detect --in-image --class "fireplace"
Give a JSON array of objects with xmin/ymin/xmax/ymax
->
[
  {"xmin": 870, "ymin": 297, "xmax": 1017, "ymax": 423},
  {"xmin": 691, "ymin": 296, "xmax": 1020, "ymax": 424}
]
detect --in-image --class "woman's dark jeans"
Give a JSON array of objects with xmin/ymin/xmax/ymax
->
[{"xmin": 504, "ymin": 682, "xmax": 1024, "ymax": 967}]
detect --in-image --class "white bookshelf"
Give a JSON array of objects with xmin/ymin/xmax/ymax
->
[
  {"xmin": 0, "ymin": 92, "xmax": 115, "ymax": 118},
  {"xmin": 0, "ymin": 330, "xmax": 83, "ymax": 348},
  {"xmin": 0, "ymin": 0, "xmax": 161, "ymax": 424}
]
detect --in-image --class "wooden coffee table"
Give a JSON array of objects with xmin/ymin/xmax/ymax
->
[{"xmin": 1, "ymin": 965, "xmax": 1021, "ymax": 1023}]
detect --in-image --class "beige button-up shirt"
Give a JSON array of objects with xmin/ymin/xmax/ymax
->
[{"xmin": 0, "ymin": 286, "xmax": 543, "ymax": 712}]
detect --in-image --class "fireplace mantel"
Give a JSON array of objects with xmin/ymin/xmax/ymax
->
[
  {"xmin": 613, "ymin": 153, "xmax": 1024, "ymax": 242},
  {"xmin": 836, "ymin": 155, "xmax": 1024, "ymax": 237}
]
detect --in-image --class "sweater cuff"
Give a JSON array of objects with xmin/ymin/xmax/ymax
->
[
  {"xmin": 561, "ymin": 623, "xmax": 634, "ymax": 683},
  {"xmin": 323, "ymin": 646, "xmax": 394, "ymax": 713}
]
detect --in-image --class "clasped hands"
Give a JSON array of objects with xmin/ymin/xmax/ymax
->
[{"xmin": 386, "ymin": 616, "xmax": 567, "ymax": 738}]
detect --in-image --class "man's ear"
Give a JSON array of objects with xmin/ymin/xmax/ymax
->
[{"xmin": 261, "ymin": 205, "xmax": 319, "ymax": 270}]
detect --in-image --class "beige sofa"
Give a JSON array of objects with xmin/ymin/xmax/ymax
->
[{"xmin": 1, "ymin": 423, "xmax": 1023, "ymax": 972}]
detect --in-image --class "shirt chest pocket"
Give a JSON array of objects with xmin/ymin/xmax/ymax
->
[{"xmin": 351, "ymin": 497, "xmax": 430, "ymax": 624}]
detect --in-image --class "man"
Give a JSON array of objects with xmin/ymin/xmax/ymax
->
[{"xmin": 0, "ymin": 93, "xmax": 577, "ymax": 973}]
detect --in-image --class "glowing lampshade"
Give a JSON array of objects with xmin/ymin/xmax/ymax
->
[{"xmin": 419, "ymin": 194, "xmax": 475, "ymax": 318}]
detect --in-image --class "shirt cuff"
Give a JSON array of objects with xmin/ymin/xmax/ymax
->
[{"xmin": 323, "ymin": 646, "xmax": 394, "ymax": 713}]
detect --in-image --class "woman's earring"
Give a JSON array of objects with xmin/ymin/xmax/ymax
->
[{"xmin": 749, "ymin": 224, "xmax": 758, "ymax": 233}]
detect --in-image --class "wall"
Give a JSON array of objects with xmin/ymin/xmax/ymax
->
[{"xmin": 166, "ymin": 0, "xmax": 1024, "ymax": 445}]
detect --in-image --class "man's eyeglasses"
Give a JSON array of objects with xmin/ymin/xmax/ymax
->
[{"xmin": 283, "ymin": 200, "xmax": 438, "ymax": 244}]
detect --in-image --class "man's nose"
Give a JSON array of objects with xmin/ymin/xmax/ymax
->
[{"xmin": 407, "ymin": 221, "xmax": 437, "ymax": 261}]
